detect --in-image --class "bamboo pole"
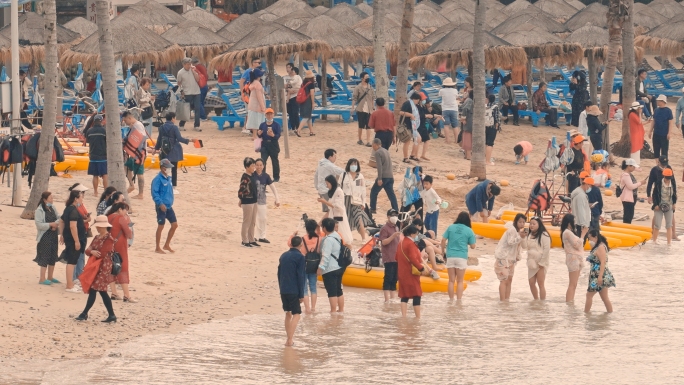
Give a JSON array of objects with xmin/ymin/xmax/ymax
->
[{"xmin": 282, "ymin": 88, "xmax": 290, "ymax": 159}]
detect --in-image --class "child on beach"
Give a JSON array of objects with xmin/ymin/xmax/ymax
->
[
  {"xmin": 255, "ymin": 158, "xmax": 280, "ymax": 244},
  {"xmin": 514, "ymin": 141, "xmax": 533, "ymax": 165},
  {"xmin": 420, "ymin": 175, "xmax": 442, "ymax": 234},
  {"xmin": 485, "ymin": 94, "xmax": 500, "ymax": 166}
]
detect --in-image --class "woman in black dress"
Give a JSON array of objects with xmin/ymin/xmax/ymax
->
[
  {"xmin": 61, "ymin": 190, "xmax": 88, "ymax": 293},
  {"xmin": 34, "ymin": 191, "xmax": 61, "ymax": 285},
  {"xmin": 570, "ymin": 70, "xmax": 589, "ymax": 127}
]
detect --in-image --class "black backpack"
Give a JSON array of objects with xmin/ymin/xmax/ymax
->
[
  {"xmin": 154, "ymin": 90, "xmax": 171, "ymax": 110},
  {"xmin": 365, "ymin": 247, "xmax": 382, "ymax": 272},
  {"xmin": 303, "ymin": 238, "xmax": 321, "ymax": 274},
  {"xmin": 331, "ymin": 237, "xmax": 353, "ymax": 268},
  {"xmin": 159, "ymin": 124, "xmax": 174, "ymax": 156}
]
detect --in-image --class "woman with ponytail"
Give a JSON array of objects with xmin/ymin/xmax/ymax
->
[
  {"xmin": 585, "ymin": 229, "xmax": 615, "ymax": 313},
  {"xmin": 61, "ymin": 190, "xmax": 87, "ymax": 292},
  {"xmin": 34, "ymin": 191, "xmax": 61, "ymax": 285}
]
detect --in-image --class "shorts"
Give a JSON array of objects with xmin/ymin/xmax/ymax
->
[
  {"xmin": 322, "ymin": 268, "xmax": 344, "ymax": 298},
  {"xmin": 443, "ymin": 110, "xmax": 458, "ymax": 128},
  {"xmin": 320, "ymin": 193, "xmax": 330, "ymax": 212},
  {"xmin": 494, "ymin": 259, "xmax": 515, "ymax": 281},
  {"xmin": 125, "ymin": 157, "xmax": 145, "ymax": 175},
  {"xmin": 280, "ymin": 293, "xmax": 302, "ymax": 315},
  {"xmin": 418, "ymin": 127, "xmax": 430, "ymax": 142},
  {"xmin": 357, "ymin": 111, "xmax": 371, "ymax": 129},
  {"xmin": 60, "ymin": 241, "xmax": 84, "ymax": 265},
  {"xmin": 87, "ymin": 160, "xmax": 108, "ymax": 176},
  {"xmin": 485, "ymin": 126, "xmax": 497, "ymax": 147},
  {"xmin": 304, "ymin": 273, "xmax": 317, "ymax": 296},
  {"xmin": 156, "ymin": 206, "xmax": 177, "ymax": 225},
  {"xmin": 446, "ymin": 257, "xmax": 468, "ymax": 269}
]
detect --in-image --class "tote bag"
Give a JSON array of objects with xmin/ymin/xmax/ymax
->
[{"xmin": 176, "ymin": 100, "xmax": 191, "ymax": 122}]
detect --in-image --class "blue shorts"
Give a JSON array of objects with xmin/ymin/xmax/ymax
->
[
  {"xmin": 156, "ymin": 206, "xmax": 177, "ymax": 225},
  {"xmin": 442, "ymin": 110, "xmax": 458, "ymax": 128},
  {"xmin": 87, "ymin": 160, "xmax": 108, "ymax": 176}
]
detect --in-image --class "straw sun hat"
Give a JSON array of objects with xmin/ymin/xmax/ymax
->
[{"xmin": 93, "ymin": 215, "xmax": 112, "ymax": 228}]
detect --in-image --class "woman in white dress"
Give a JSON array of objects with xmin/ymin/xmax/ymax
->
[
  {"xmin": 494, "ymin": 213, "xmax": 525, "ymax": 301},
  {"xmin": 522, "ymin": 217, "xmax": 551, "ymax": 300},
  {"xmin": 318, "ymin": 175, "xmax": 354, "ymax": 245},
  {"xmin": 340, "ymin": 158, "xmax": 372, "ymax": 242}
]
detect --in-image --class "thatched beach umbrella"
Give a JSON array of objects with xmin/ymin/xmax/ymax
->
[
  {"xmin": 63, "ymin": 17, "xmax": 98, "ymax": 39},
  {"xmin": 61, "ymin": 15, "xmax": 184, "ymax": 70},
  {"xmin": 265, "ymin": 0, "xmax": 311, "ymax": 18},
  {"xmin": 501, "ymin": 0, "xmax": 535, "ymax": 16},
  {"xmin": 633, "ymin": 7, "xmax": 669, "ymax": 31},
  {"xmin": 313, "ymin": 6, "xmax": 328, "ymax": 15},
  {"xmin": 412, "ymin": 3, "xmax": 451, "ymax": 33},
  {"xmin": 441, "ymin": 0, "xmax": 475, "ymax": 14},
  {"xmin": 533, "ymin": 0, "xmax": 578, "ymax": 21},
  {"xmin": 0, "ymin": 12, "xmax": 80, "ymax": 45},
  {"xmin": 259, "ymin": 13, "xmax": 279, "ymax": 22},
  {"xmin": 323, "ymin": 3, "xmax": 368, "ymax": 27},
  {"xmin": 424, "ymin": 22, "xmax": 471, "ymax": 45},
  {"xmin": 182, "ymin": 7, "xmax": 227, "ymax": 32},
  {"xmin": 357, "ymin": 3, "xmax": 372, "ymax": 15},
  {"xmin": 409, "ymin": 25, "xmax": 528, "ymax": 71},
  {"xmin": 216, "ymin": 14, "xmax": 265, "ymax": 46},
  {"xmin": 353, "ymin": 15, "xmax": 429, "ymax": 64},
  {"xmin": 490, "ymin": 8, "xmax": 569, "ymax": 35},
  {"xmin": 118, "ymin": 0, "xmax": 186, "ymax": 34},
  {"xmin": 416, "ymin": 1, "xmax": 441, "ymax": 11},
  {"xmin": 275, "ymin": 8, "xmax": 318, "ymax": 30},
  {"xmin": 498, "ymin": 24, "xmax": 582, "ymax": 66},
  {"xmin": 442, "ymin": 9, "xmax": 475, "ymax": 25},
  {"xmin": 649, "ymin": 0, "xmax": 684, "ymax": 19},
  {"xmin": 0, "ymin": 33, "xmax": 31, "ymax": 63},
  {"xmin": 486, "ymin": 8, "xmax": 510, "ymax": 30},
  {"xmin": 565, "ymin": 0, "xmax": 585, "ymax": 11},
  {"xmin": 482, "ymin": 0, "xmax": 506, "ymax": 11},
  {"xmin": 635, "ymin": 20, "xmax": 684, "ymax": 56},
  {"xmin": 161, "ymin": 20, "xmax": 229, "ymax": 63},
  {"xmin": 564, "ymin": 3, "xmax": 608, "ymax": 31}
]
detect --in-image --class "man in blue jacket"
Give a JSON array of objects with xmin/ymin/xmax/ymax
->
[
  {"xmin": 152, "ymin": 159, "xmax": 177, "ymax": 254},
  {"xmin": 277, "ymin": 236, "xmax": 306, "ymax": 347},
  {"xmin": 465, "ymin": 180, "xmax": 501, "ymax": 222},
  {"xmin": 153, "ymin": 112, "xmax": 199, "ymax": 190}
]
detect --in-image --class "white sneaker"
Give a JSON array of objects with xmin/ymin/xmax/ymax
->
[
  {"xmin": 65, "ymin": 287, "xmax": 81, "ymax": 293},
  {"xmin": 241, "ymin": 129, "xmax": 250, "ymax": 134},
  {"xmin": 173, "ymin": 189, "xmax": 179, "ymax": 195}
]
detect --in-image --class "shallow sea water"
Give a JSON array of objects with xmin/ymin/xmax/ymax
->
[{"xmin": 5, "ymin": 241, "xmax": 684, "ymax": 384}]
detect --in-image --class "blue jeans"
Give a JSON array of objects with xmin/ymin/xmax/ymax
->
[
  {"xmin": 179, "ymin": 94, "xmax": 201, "ymax": 128},
  {"xmin": 425, "ymin": 210, "xmax": 439, "ymax": 233},
  {"xmin": 638, "ymin": 99, "xmax": 652, "ymax": 118},
  {"xmin": 199, "ymin": 85, "xmax": 208, "ymax": 119},
  {"xmin": 429, "ymin": 119, "xmax": 444, "ymax": 135},
  {"xmin": 73, "ymin": 252, "xmax": 85, "ymax": 281},
  {"xmin": 370, "ymin": 178, "xmax": 399, "ymax": 212},
  {"xmin": 442, "ymin": 110, "xmax": 458, "ymax": 128},
  {"xmin": 304, "ymin": 273, "xmax": 318, "ymax": 296}
]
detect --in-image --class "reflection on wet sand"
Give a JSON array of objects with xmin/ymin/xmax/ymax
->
[{"xmin": 3, "ymin": 244, "xmax": 684, "ymax": 384}]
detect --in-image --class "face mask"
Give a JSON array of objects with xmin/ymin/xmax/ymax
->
[
  {"xmin": 586, "ymin": 187, "xmax": 592, "ymax": 194},
  {"xmin": 350, "ymin": 165, "xmax": 358, "ymax": 172},
  {"xmin": 364, "ymin": 78, "xmax": 370, "ymax": 83},
  {"xmin": 413, "ymin": 235, "xmax": 421, "ymax": 242},
  {"xmin": 420, "ymin": 100, "xmax": 426, "ymax": 106},
  {"xmin": 46, "ymin": 203, "xmax": 53, "ymax": 207},
  {"xmin": 389, "ymin": 216, "xmax": 398, "ymax": 224},
  {"xmin": 589, "ymin": 240, "xmax": 596, "ymax": 247},
  {"xmin": 266, "ymin": 119, "xmax": 273, "ymax": 124}
]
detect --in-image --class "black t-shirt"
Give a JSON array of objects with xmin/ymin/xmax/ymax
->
[
  {"xmin": 567, "ymin": 147, "xmax": 584, "ymax": 173},
  {"xmin": 417, "ymin": 105, "xmax": 428, "ymax": 132},
  {"xmin": 86, "ymin": 124, "xmax": 107, "ymax": 161},
  {"xmin": 61, "ymin": 205, "xmax": 86, "ymax": 245},
  {"xmin": 302, "ymin": 81, "xmax": 315, "ymax": 102},
  {"xmin": 400, "ymin": 101, "xmax": 414, "ymax": 130}
]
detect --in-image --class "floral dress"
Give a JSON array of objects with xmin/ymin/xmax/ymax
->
[
  {"xmin": 587, "ymin": 245, "xmax": 616, "ymax": 293},
  {"xmin": 86, "ymin": 234, "xmax": 116, "ymax": 292}
]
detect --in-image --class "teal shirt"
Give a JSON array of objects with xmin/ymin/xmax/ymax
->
[{"xmin": 442, "ymin": 224, "xmax": 476, "ymax": 259}]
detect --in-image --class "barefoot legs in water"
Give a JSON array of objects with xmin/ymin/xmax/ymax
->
[
  {"xmin": 529, "ymin": 267, "xmax": 547, "ymax": 300},
  {"xmin": 566, "ymin": 270, "xmax": 580, "ymax": 302},
  {"xmin": 585, "ymin": 289, "xmax": 613, "ymax": 313},
  {"xmin": 284, "ymin": 311, "xmax": 301, "ymax": 346}
]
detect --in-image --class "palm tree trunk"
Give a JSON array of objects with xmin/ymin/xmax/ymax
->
[
  {"xmin": 470, "ymin": 0, "xmax": 487, "ymax": 180},
  {"xmin": 599, "ymin": 24, "xmax": 622, "ymax": 152},
  {"xmin": 588, "ymin": 54, "xmax": 598, "ymax": 104},
  {"xmin": 20, "ymin": 0, "xmax": 58, "ymax": 219},
  {"xmin": 372, "ymin": 0, "xmax": 389, "ymax": 102},
  {"xmin": 614, "ymin": 0, "xmax": 635, "ymax": 157},
  {"xmin": 393, "ymin": 0, "xmax": 415, "ymax": 123},
  {"xmin": 267, "ymin": 49, "xmax": 278, "ymax": 113},
  {"xmin": 96, "ymin": 0, "xmax": 128, "ymax": 199}
]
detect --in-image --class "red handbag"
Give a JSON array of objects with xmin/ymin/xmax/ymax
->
[{"xmin": 78, "ymin": 256, "xmax": 102, "ymax": 294}]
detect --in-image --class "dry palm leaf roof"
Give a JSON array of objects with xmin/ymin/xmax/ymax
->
[
  {"xmin": 0, "ymin": 12, "xmax": 80, "ymax": 45},
  {"xmin": 533, "ymin": 0, "xmax": 578, "ymax": 20},
  {"xmin": 441, "ymin": 0, "xmax": 475, "ymax": 13},
  {"xmin": 567, "ymin": 23, "xmax": 644, "ymax": 63},
  {"xmin": 118, "ymin": 0, "xmax": 186, "ymax": 34},
  {"xmin": 649, "ymin": 0, "xmax": 684, "ymax": 18},
  {"xmin": 498, "ymin": 24, "xmax": 583, "ymax": 65},
  {"xmin": 565, "ymin": 0, "xmax": 585, "ymax": 10},
  {"xmin": 633, "ymin": 7, "xmax": 669, "ymax": 31},
  {"xmin": 352, "ymin": 15, "xmax": 428, "ymax": 62},
  {"xmin": 63, "ymin": 17, "xmax": 98, "ymax": 39},
  {"xmin": 357, "ymin": 2, "xmax": 373, "ymax": 15},
  {"xmin": 636, "ymin": 20, "xmax": 684, "ymax": 56},
  {"xmin": 564, "ymin": 3, "xmax": 608, "ymax": 31},
  {"xmin": 501, "ymin": 0, "xmax": 535, "ymax": 15},
  {"xmin": 259, "ymin": 13, "xmax": 279, "ymax": 21},
  {"xmin": 416, "ymin": 1, "xmax": 441, "ymax": 11},
  {"xmin": 296, "ymin": 14, "xmax": 371, "ymax": 61},
  {"xmin": 490, "ymin": 8, "xmax": 568, "ymax": 35},
  {"xmin": 0, "ymin": 33, "xmax": 32, "ymax": 63},
  {"xmin": 61, "ymin": 15, "xmax": 184, "ymax": 70},
  {"xmin": 424, "ymin": 22, "xmax": 471, "ymax": 45},
  {"xmin": 275, "ymin": 8, "xmax": 318, "ymax": 30},
  {"xmin": 313, "ymin": 6, "xmax": 328, "ymax": 14},
  {"xmin": 443, "ymin": 9, "xmax": 475, "ymax": 25},
  {"xmin": 216, "ymin": 14, "xmax": 265, "ymax": 45},
  {"xmin": 182, "ymin": 7, "xmax": 227, "ymax": 32},
  {"xmin": 161, "ymin": 20, "xmax": 228, "ymax": 62},
  {"xmin": 323, "ymin": 3, "xmax": 368, "ymax": 27},
  {"xmin": 412, "ymin": 5, "xmax": 451, "ymax": 33},
  {"xmin": 265, "ymin": 0, "xmax": 311, "ymax": 17},
  {"xmin": 211, "ymin": 24, "xmax": 329, "ymax": 69},
  {"xmin": 409, "ymin": 25, "xmax": 528, "ymax": 70}
]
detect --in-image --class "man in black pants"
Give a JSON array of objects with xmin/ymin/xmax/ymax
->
[
  {"xmin": 533, "ymin": 82, "xmax": 559, "ymax": 128},
  {"xmin": 369, "ymin": 98, "xmax": 395, "ymax": 150},
  {"xmin": 258, "ymin": 108, "xmax": 281, "ymax": 182},
  {"xmin": 498, "ymin": 76, "xmax": 519, "ymax": 126},
  {"xmin": 379, "ymin": 209, "xmax": 401, "ymax": 302}
]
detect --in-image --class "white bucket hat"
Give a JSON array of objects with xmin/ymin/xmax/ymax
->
[
  {"xmin": 93, "ymin": 215, "xmax": 112, "ymax": 228},
  {"xmin": 624, "ymin": 158, "xmax": 639, "ymax": 168},
  {"xmin": 442, "ymin": 77, "xmax": 457, "ymax": 86},
  {"xmin": 630, "ymin": 101, "xmax": 642, "ymax": 110},
  {"xmin": 71, "ymin": 184, "xmax": 89, "ymax": 192},
  {"xmin": 657, "ymin": 94, "xmax": 667, "ymax": 102}
]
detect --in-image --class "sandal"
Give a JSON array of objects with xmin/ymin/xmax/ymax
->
[
  {"xmin": 409, "ymin": 156, "xmax": 420, "ymax": 162},
  {"xmin": 309, "ymin": 133, "xmax": 316, "ymax": 136},
  {"xmin": 39, "ymin": 280, "xmax": 52, "ymax": 285},
  {"xmin": 123, "ymin": 296, "xmax": 138, "ymax": 303},
  {"xmin": 293, "ymin": 130, "xmax": 301, "ymax": 137},
  {"xmin": 110, "ymin": 294, "xmax": 121, "ymax": 301},
  {"xmin": 403, "ymin": 158, "xmax": 411, "ymax": 163}
]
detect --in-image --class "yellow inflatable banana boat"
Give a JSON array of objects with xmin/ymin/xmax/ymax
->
[
  {"xmin": 318, "ymin": 265, "xmax": 479, "ymax": 293},
  {"xmin": 604, "ymin": 222, "xmax": 653, "ymax": 233},
  {"xmin": 53, "ymin": 159, "xmax": 77, "ymax": 172},
  {"xmin": 472, "ymin": 223, "xmax": 623, "ymax": 250},
  {"xmin": 64, "ymin": 154, "xmax": 207, "ymax": 171}
]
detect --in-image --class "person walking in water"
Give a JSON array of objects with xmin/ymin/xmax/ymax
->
[
  {"xmin": 585, "ymin": 229, "xmax": 615, "ymax": 313},
  {"xmin": 379, "ymin": 209, "xmax": 401, "ymax": 302},
  {"xmin": 523, "ymin": 217, "xmax": 551, "ymax": 300},
  {"xmin": 152, "ymin": 159, "xmax": 178, "ymax": 254},
  {"xmin": 278, "ymin": 236, "xmax": 306, "ymax": 346},
  {"xmin": 561, "ymin": 214, "xmax": 585, "ymax": 302},
  {"xmin": 441, "ymin": 212, "xmax": 476, "ymax": 301},
  {"xmin": 318, "ymin": 218, "xmax": 345, "ymax": 314},
  {"xmin": 494, "ymin": 214, "xmax": 525, "ymax": 301},
  {"xmin": 397, "ymin": 225, "xmax": 433, "ymax": 318}
]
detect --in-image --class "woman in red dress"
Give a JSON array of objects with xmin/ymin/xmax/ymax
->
[
  {"xmin": 76, "ymin": 215, "xmax": 117, "ymax": 322},
  {"xmin": 628, "ymin": 102, "xmax": 645, "ymax": 164},
  {"xmin": 107, "ymin": 202, "xmax": 135, "ymax": 302},
  {"xmin": 396, "ymin": 225, "xmax": 435, "ymax": 318}
]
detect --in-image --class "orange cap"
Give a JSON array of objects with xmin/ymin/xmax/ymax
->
[
  {"xmin": 265, "ymin": 108, "xmax": 274, "ymax": 114},
  {"xmin": 584, "ymin": 177, "xmax": 595, "ymax": 185},
  {"xmin": 572, "ymin": 135, "xmax": 585, "ymax": 144},
  {"xmin": 579, "ymin": 171, "xmax": 590, "ymax": 178},
  {"xmin": 662, "ymin": 168, "xmax": 674, "ymax": 177}
]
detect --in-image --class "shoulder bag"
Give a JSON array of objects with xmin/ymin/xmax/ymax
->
[
  {"xmin": 401, "ymin": 242, "xmax": 422, "ymax": 276},
  {"xmin": 396, "ymin": 116, "xmax": 412, "ymax": 144}
]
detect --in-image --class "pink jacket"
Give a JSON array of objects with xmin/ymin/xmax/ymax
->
[
  {"xmin": 248, "ymin": 80, "xmax": 266, "ymax": 113},
  {"xmin": 619, "ymin": 172, "xmax": 641, "ymax": 203},
  {"xmin": 517, "ymin": 141, "xmax": 533, "ymax": 156}
]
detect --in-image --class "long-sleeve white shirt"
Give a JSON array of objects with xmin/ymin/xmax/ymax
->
[
  {"xmin": 570, "ymin": 187, "xmax": 591, "ymax": 228},
  {"xmin": 420, "ymin": 187, "xmax": 442, "ymax": 214}
]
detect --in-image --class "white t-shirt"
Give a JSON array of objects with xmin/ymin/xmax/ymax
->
[
  {"xmin": 578, "ymin": 110, "xmax": 588, "ymax": 136},
  {"xmin": 439, "ymin": 88, "xmax": 460, "ymax": 112},
  {"xmin": 283, "ymin": 74, "xmax": 302, "ymax": 100},
  {"xmin": 420, "ymin": 187, "xmax": 442, "ymax": 214},
  {"xmin": 176, "ymin": 68, "xmax": 201, "ymax": 95}
]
